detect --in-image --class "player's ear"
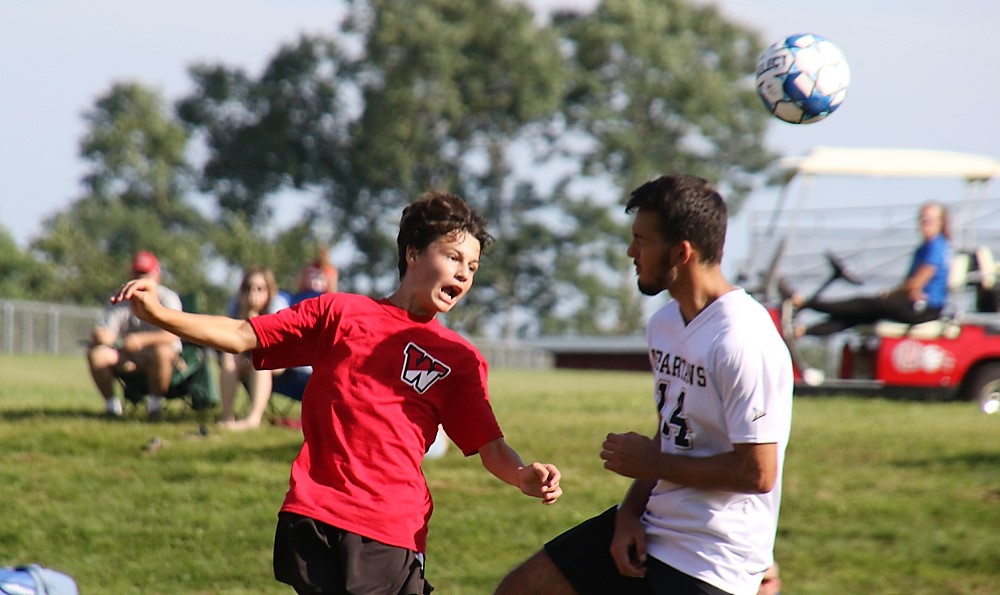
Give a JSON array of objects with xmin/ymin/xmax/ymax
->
[{"xmin": 676, "ymin": 241, "xmax": 694, "ymax": 265}]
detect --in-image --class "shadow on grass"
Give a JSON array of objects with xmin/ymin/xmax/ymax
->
[
  {"xmin": 894, "ymin": 451, "xmax": 1000, "ymax": 469},
  {"xmin": 0, "ymin": 406, "xmax": 210, "ymax": 424}
]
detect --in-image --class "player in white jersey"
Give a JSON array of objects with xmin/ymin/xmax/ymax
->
[{"xmin": 495, "ymin": 174, "xmax": 794, "ymax": 595}]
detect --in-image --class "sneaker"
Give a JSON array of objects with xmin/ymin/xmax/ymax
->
[
  {"xmin": 147, "ymin": 396, "xmax": 163, "ymax": 422},
  {"xmin": 105, "ymin": 397, "xmax": 123, "ymax": 417}
]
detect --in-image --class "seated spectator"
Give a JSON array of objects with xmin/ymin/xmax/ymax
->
[
  {"xmin": 783, "ymin": 202, "xmax": 951, "ymax": 336},
  {"xmin": 87, "ymin": 251, "xmax": 182, "ymax": 420},
  {"xmin": 292, "ymin": 245, "xmax": 338, "ymax": 304},
  {"xmin": 218, "ymin": 266, "xmax": 290, "ymax": 430}
]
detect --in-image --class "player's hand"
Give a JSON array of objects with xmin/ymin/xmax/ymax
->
[
  {"xmin": 110, "ymin": 278, "xmax": 164, "ymax": 324},
  {"xmin": 600, "ymin": 432, "xmax": 660, "ymax": 479},
  {"xmin": 518, "ymin": 462, "xmax": 562, "ymax": 505},
  {"xmin": 609, "ymin": 507, "xmax": 647, "ymax": 577}
]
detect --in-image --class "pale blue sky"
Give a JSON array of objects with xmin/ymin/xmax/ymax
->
[{"xmin": 3, "ymin": 0, "xmax": 998, "ymax": 265}]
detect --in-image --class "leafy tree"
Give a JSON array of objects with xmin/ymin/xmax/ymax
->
[
  {"xmin": 32, "ymin": 82, "xmax": 222, "ymax": 308},
  {"xmin": 174, "ymin": 0, "xmax": 774, "ymax": 337},
  {"xmin": 178, "ymin": 35, "xmax": 352, "ymax": 292},
  {"xmin": 346, "ymin": 0, "xmax": 572, "ymax": 336},
  {"xmin": 0, "ymin": 228, "xmax": 55, "ymax": 300},
  {"xmin": 178, "ymin": 0, "xmax": 576, "ymax": 336},
  {"xmin": 553, "ymin": 0, "xmax": 775, "ymax": 210},
  {"xmin": 178, "ymin": 36, "xmax": 347, "ymax": 228}
]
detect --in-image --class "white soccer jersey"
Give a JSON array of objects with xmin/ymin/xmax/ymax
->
[{"xmin": 641, "ymin": 288, "xmax": 793, "ymax": 595}]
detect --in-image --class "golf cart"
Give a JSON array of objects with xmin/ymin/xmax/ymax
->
[{"xmin": 740, "ymin": 147, "xmax": 1000, "ymax": 413}]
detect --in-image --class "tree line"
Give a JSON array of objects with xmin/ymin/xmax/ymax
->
[{"xmin": 1, "ymin": 0, "xmax": 775, "ymax": 339}]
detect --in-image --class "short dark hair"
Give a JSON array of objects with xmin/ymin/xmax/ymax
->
[
  {"xmin": 396, "ymin": 191, "xmax": 495, "ymax": 279},
  {"xmin": 625, "ymin": 174, "xmax": 728, "ymax": 264}
]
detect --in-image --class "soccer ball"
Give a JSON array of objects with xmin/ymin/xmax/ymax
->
[{"xmin": 755, "ymin": 33, "xmax": 850, "ymax": 124}]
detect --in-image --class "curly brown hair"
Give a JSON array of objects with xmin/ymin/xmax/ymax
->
[{"xmin": 396, "ymin": 191, "xmax": 494, "ymax": 279}]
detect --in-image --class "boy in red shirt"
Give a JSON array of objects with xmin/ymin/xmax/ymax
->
[{"xmin": 112, "ymin": 191, "xmax": 562, "ymax": 594}]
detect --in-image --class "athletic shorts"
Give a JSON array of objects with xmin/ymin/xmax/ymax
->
[
  {"xmin": 273, "ymin": 512, "xmax": 433, "ymax": 595},
  {"xmin": 544, "ymin": 506, "xmax": 730, "ymax": 595}
]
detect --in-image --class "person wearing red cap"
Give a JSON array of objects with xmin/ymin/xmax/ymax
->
[{"xmin": 86, "ymin": 250, "xmax": 183, "ymax": 419}]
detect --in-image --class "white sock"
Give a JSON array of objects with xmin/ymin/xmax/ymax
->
[
  {"xmin": 106, "ymin": 397, "xmax": 123, "ymax": 416},
  {"xmin": 147, "ymin": 396, "xmax": 163, "ymax": 413}
]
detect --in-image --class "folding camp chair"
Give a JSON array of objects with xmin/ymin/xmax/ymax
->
[
  {"xmin": 118, "ymin": 342, "xmax": 219, "ymax": 414},
  {"xmin": 116, "ymin": 293, "xmax": 220, "ymax": 418}
]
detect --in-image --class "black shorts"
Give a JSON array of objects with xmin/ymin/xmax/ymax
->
[
  {"xmin": 544, "ymin": 506, "xmax": 730, "ymax": 595},
  {"xmin": 273, "ymin": 512, "xmax": 433, "ymax": 595}
]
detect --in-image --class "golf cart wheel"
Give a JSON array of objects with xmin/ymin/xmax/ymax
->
[{"xmin": 966, "ymin": 362, "xmax": 1000, "ymax": 414}]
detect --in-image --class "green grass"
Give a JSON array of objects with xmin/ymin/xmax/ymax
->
[{"xmin": 2, "ymin": 355, "xmax": 1000, "ymax": 594}]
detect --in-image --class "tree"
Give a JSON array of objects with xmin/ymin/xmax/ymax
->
[
  {"xmin": 178, "ymin": 35, "xmax": 354, "ymax": 291},
  {"xmin": 0, "ymin": 227, "xmax": 55, "ymax": 300},
  {"xmin": 346, "ymin": 0, "xmax": 576, "ymax": 336},
  {"xmin": 178, "ymin": 0, "xmax": 576, "ymax": 333},
  {"xmin": 174, "ymin": 0, "xmax": 775, "ymax": 337},
  {"xmin": 32, "ymin": 82, "xmax": 222, "ymax": 307},
  {"xmin": 553, "ymin": 0, "xmax": 775, "ymax": 210}
]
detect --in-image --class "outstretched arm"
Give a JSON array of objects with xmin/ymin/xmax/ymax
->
[
  {"xmin": 111, "ymin": 278, "xmax": 260, "ymax": 354},
  {"xmin": 478, "ymin": 438, "xmax": 562, "ymax": 505}
]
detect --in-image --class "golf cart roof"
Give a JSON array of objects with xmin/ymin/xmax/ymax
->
[{"xmin": 775, "ymin": 147, "xmax": 1000, "ymax": 183}]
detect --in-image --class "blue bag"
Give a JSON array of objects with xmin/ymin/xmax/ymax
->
[{"xmin": 0, "ymin": 565, "xmax": 79, "ymax": 595}]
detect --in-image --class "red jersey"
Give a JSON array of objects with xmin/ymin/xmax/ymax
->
[{"xmin": 249, "ymin": 293, "xmax": 502, "ymax": 553}]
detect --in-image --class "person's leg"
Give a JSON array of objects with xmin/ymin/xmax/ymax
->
[
  {"xmin": 908, "ymin": 307, "xmax": 942, "ymax": 325},
  {"xmin": 240, "ymin": 367, "xmax": 274, "ymax": 429},
  {"xmin": 807, "ymin": 294, "xmax": 942, "ymax": 335},
  {"xmin": 217, "ymin": 351, "xmax": 239, "ymax": 422},
  {"xmin": 494, "ymin": 550, "xmax": 578, "ymax": 595},
  {"xmin": 140, "ymin": 343, "xmax": 177, "ymax": 419},
  {"xmin": 222, "ymin": 357, "xmax": 273, "ymax": 431},
  {"xmin": 804, "ymin": 295, "xmax": 884, "ymax": 335},
  {"xmin": 806, "ymin": 295, "xmax": 882, "ymax": 321},
  {"xmin": 87, "ymin": 344, "xmax": 123, "ymax": 415},
  {"xmin": 495, "ymin": 506, "xmax": 652, "ymax": 595},
  {"xmin": 803, "ymin": 317, "xmax": 851, "ymax": 336},
  {"xmin": 874, "ymin": 293, "xmax": 942, "ymax": 325}
]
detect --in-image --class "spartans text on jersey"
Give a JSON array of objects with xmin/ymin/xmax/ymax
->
[{"xmin": 651, "ymin": 349, "xmax": 706, "ymax": 387}]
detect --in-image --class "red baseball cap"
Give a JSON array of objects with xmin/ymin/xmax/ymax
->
[{"xmin": 131, "ymin": 251, "xmax": 160, "ymax": 274}]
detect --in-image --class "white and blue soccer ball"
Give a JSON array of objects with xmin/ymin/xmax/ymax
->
[{"xmin": 755, "ymin": 33, "xmax": 850, "ymax": 124}]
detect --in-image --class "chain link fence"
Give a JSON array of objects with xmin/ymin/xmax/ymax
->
[
  {"xmin": 0, "ymin": 300, "xmax": 102, "ymax": 355},
  {"xmin": 0, "ymin": 300, "xmax": 555, "ymax": 368}
]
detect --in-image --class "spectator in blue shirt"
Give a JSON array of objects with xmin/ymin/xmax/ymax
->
[{"xmin": 784, "ymin": 202, "xmax": 951, "ymax": 336}]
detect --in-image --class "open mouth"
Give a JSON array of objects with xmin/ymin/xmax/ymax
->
[{"xmin": 442, "ymin": 285, "xmax": 462, "ymax": 301}]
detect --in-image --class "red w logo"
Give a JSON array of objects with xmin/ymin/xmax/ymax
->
[{"xmin": 401, "ymin": 342, "xmax": 452, "ymax": 394}]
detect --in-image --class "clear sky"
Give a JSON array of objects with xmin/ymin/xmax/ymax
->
[{"xmin": 3, "ymin": 0, "xmax": 999, "ymax": 261}]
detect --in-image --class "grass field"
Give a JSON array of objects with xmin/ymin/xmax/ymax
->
[{"xmin": 2, "ymin": 354, "xmax": 999, "ymax": 594}]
